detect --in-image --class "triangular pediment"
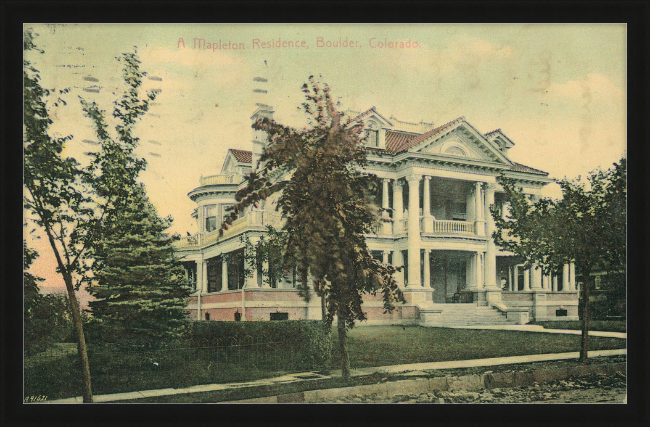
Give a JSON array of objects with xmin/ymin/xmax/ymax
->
[{"xmin": 412, "ymin": 121, "xmax": 513, "ymax": 165}]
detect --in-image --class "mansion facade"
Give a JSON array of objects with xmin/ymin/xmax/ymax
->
[{"xmin": 174, "ymin": 105, "xmax": 579, "ymax": 326}]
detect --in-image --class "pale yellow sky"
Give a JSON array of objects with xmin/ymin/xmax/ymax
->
[{"xmin": 24, "ymin": 24, "xmax": 626, "ymax": 289}]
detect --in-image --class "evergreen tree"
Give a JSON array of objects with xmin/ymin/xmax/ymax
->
[
  {"xmin": 82, "ymin": 52, "xmax": 190, "ymax": 346},
  {"xmin": 221, "ymin": 77, "xmax": 404, "ymax": 380},
  {"xmin": 491, "ymin": 159, "xmax": 626, "ymax": 363},
  {"xmin": 87, "ymin": 185, "xmax": 190, "ymax": 345}
]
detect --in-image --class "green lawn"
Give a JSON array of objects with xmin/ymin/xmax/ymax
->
[
  {"xmin": 530, "ymin": 320, "xmax": 626, "ymax": 333},
  {"xmin": 25, "ymin": 326, "xmax": 626, "ymax": 401},
  {"xmin": 331, "ymin": 326, "xmax": 625, "ymax": 369}
]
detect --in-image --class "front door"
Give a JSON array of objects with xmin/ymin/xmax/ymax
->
[{"xmin": 430, "ymin": 253, "xmax": 468, "ymax": 303}]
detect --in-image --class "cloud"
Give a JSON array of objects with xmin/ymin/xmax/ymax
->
[{"xmin": 547, "ymin": 73, "xmax": 624, "ymax": 102}]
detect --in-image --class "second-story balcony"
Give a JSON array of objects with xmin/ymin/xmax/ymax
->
[
  {"xmin": 392, "ymin": 217, "xmax": 476, "ymax": 236},
  {"xmin": 175, "ymin": 210, "xmax": 283, "ymax": 250},
  {"xmin": 199, "ymin": 173, "xmax": 244, "ymax": 186}
]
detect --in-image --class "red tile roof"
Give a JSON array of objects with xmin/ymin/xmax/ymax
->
[
  {"xmin": 385, "ymin": 131, "xmax": 419, "ymax": 154},
  {"xmin": 229, "ymin": 149, "xmax": 252, "ymax": 163},
  {"xmin": 511, "ymin": 162, "xmax": 549, "ymax": 176},
  {"xmin": 387, "ymin": 117, "xmax": 465, "ymax": 154}
]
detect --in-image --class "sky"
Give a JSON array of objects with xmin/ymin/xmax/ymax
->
[{"xmin": 24, "ymin": 24, "xmax": 627, "ymax": 291}]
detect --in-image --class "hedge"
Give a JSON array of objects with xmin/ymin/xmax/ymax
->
[{"xmin": 184, "ymin": 320, "xmax": 332, "ymax": 371}]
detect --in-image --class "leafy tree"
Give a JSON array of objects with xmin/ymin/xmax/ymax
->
[
  {"xmin": 221, "ymin": 77, "xmax": 404, "ymax": 380},
  {"xmin": 23, "ymin": 29, "xmax": 95, "ymax": 402},
  {"xmin": 24, "ymin": 242, "xmax": 73, "ymax": 356},
  {"xmin": 491, "ymin": 159, "xmax": 626, "ymax": 363},
  {"xmin": 82, "ymin": 52, "xmax": 190, "ymax": 346}
]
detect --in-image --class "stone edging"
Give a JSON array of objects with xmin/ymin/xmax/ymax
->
[{"xmin": 232, "ymin": 362, "xmax": 626, "ymax": 403}]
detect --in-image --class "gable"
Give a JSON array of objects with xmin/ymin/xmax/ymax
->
[{"xmin": 411, "ymin": 121, "xmax": 513, "ymax": 165}]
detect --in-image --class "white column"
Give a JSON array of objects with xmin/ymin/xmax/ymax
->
[
  {"xmin": 222, "ymin": 256, "xmax": 229, "ymax": 292},
  {"xmin": 531, "ymin": 265, "xmax": 542, "ymax": 290},
  {"xmin": 245, "ymin": 239, "xmax": 260, "ymax": 289},
  {"xmin": 474, "ymin": 182, "xmax": 485, "ymax": 236},
  {"xmin": 423, "ymin": 176, "xmax": 433, "ymax": 233},
  {"xmin": 524, "ymin": 268, "xmax": 530, "ymax": 291},
  {"xmin": 475, "ymin": 252, "xmax": 484, "ymax": 289},
  {"xmin": 513, "ymin": 265, "xmax": 519, "ymax": 291},
  {"xmin": 569, "ymin": 262, "xmax": 576, "ymax": 291},
  {"xmin": 562, "ymin": 264, "xmax": 570, "ymax": 292},
  {"xmin": 552, "ymin": 275, "xmax": 558, "ymax": 292},
  {"xmin": 381, "ymin": 179, "xmax": 391, "ymax": 234},
  {"xmin": 484, "ymin": 184, "xmax": 497, "ymax": 288},
  {"xmin": 382, "ymin": 251, "xmax": 389, "ymax": 265},
  {"xmin": 196, "ymin": 259, "xmax": 206, "ymax": 293},
  {"xmin": 393, "ymin": 180, "xmax": 403, "ymax": 234},
  {"xmin": 394, "ymin": 249, "xmax": 404, "ymax": 288},
  {"xmin": 406, "ymin": 175, "xmax": 422, "ymax": 287},
  {"xmin": 423, "ymin": 249, "xmax": 430, "ymax": 288}
]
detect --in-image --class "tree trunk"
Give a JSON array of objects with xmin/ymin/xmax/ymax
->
[
  {"xmin": 337, "ymin": 312, "xmax": 351, "ymax": 382},
  {"xmin": 44, "ymin": 232, "xmax": 93, "ymax": 402},
  {"xmin": 321, "ymin": 293, "xmax": 327, "ymax": 322},
  {"xmin": 579, "ymin": 271, "xmax": 592, "ymax": 364}
]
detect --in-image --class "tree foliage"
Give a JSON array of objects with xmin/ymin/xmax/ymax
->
[
  {"xmin": 219, "ymin": 77, "xmax": 404, "ymax": 379},
  {"xmin": 23, "ymin": 28, "xmax": 95, "ymax": 402},
  {"xmin": 24, "ymin": 243, "xmax": 73, "ymax": 356},
  {"xmin": 491, "ymin": 158, "xmax": 626, "ymax": 362},
  {"xmin": 82, "ymin": 52, "xmax": 190, "ymax": 346}
]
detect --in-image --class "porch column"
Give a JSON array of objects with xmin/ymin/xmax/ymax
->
[
  {"xmin": 197, "ymin": 258, "xmax": 207, "ymax": 293},
  {"xmin": 222, "ymin": 256, "xmax": 229, "ymax": 292},
  {"xmin": 569, "ymin": 262, "xmax": 576, "ymax": 291},
  {"xmin": 513, "ymin": 265, "xmax": 519, "ymax": 291},
  {"xmin": 475, "ymin": 252, "xmax": 484, "ymax": 289},
  {"xmin": 393, "ymin": 180, "xmax": 403, "ymax": 234},
  {"xmin": 524, "ymin": 268, "xmax": 530, "ymax": 291},
  {"xmin": 423, "ymin": 249, "xmax": 430, "ymax": 288},
  {"xmin": 531, "ymin": 265, "xmax": 543, "ymax": 290},
  {"xmin": 245, "ymin": 238, "xmax": 260, "ymax": 288},
  {"xmin": 552, "ymin": 275, "xmax": 558, "ymax": 292},
  {"xmin": 563, "ymin": 264, "xmax": 570, "ymax": 292},
  {"xmin": 423, "ymin": 176, "xmax": 433, "ymax": 232},
  {"xmin": 508, "ymin": 266, "xmax": 513, "ymax": 291},
  {"xmin": 381, "ymin": 179, "xmax": 391, "ymax": 235},
  {"xmin": 382, "ymin": 251, "xmax": 389, "ymax": 265},
  {"xmin": 483, "ymin": 184, "xmax": 498, "ymax": 289},
  {"xmin": 474, "ymin": 182, "xmax": 485, "ymax": 236},
  {"xmin": 261, "ymin": 259, "xmax": 270, "ymax": 288},
  {"xmin": 406, "ymin": 174, "xmax": 422, "ymax": 287},
  {"xmin": 394, "ymin": 249, "xmax": 405, "ymax": 288}
]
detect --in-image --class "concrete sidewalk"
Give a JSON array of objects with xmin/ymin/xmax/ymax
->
[
  {"xmin": 441, "ymin": 324, "xmax": 627, "ymax": 339},
  {"xmin": 46, "ymin": 347, "xmax": 626, "ymax": 404}
]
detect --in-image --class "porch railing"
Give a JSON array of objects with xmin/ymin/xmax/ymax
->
[
  {"xmin": 432, "ymin": 219, "xmax": 474, "ymax": 234},
  {"xmin": 199, "ymin": 173, "xmax": 243, "ymax": 186}
]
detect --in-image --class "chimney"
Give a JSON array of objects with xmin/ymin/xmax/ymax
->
[{"xmin": 251, "ymin": 71, "xmax": 273, "ymax": 171}]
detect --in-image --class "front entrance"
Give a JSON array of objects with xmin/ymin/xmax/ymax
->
[{"xmin": 430, "ymin": 251, "xmax": 469, "ymax": 303}]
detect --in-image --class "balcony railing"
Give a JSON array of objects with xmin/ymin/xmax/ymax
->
[
  {"xmin": 431, "ymin": 219, "xmax": 474, "ymax": 234},
  {"xmin": 174, "ymin": 210, "xmax": 284, "ymax": 249},
  {"xmin": 199, "ymin": 173, "xmax": 243, "ymax": 186}
]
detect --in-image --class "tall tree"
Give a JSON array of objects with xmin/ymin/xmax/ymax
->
[
  {"xmin": 82, "ymin": 52, "xmax": 190, "ymax": 346},
  {"xmin": 491, "ymin": 159, "xmax": 626, "ymax": 363},
  {"xmin": 221, "ymin": 77, "xmax": 404, "ymax": 380},
  {"xmin": 23, "ymin": 29, "xmax": 95, "ymax": 402}
]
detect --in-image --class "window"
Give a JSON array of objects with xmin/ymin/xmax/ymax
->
[
  {"xmin": 227, "ymin": 249, "xmax": 245, "ymax": 290},
  {"xmin": 366, "ymin": 130, "xmax": 379, "ymax": 147},
  {"xmin": 206, "ymin": 256, "xmax": 222, "ymax": 293},
  {"xmin": 205, "ymin": 313, "xmax": 210, "ymax": 321},
  {"xmin": 204, "ymin": 205, "xmax": 217, "ymax": 232},
  {"xmin": 556, "ymin": 309, "xmax": 568, "ymax": 317},
  {"xmin": 270, "ymin": 312, "xmax": 289, "ymax": 321},
  {"xmin": 181, "ymin": 261, "xmax": 197, "ymax": 290}
]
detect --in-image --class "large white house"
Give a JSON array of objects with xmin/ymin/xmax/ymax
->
[{"xmin": 174, "ymin": 104, "xmax": 579, "ymax": 326}]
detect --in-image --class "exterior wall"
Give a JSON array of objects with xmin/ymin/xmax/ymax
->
[{"xmin": 502, "ymin": 291, "xmax": 579, "ymax": 321}]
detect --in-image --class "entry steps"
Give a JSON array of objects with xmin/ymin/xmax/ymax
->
[{"xmin": 419, "ymin": 303, "xmax": 521, "ymax": 327}]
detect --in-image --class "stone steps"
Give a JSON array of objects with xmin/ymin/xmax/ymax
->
[{"xmin": 419, "ymin": 303, "xmax": 520, "ymax": 326}]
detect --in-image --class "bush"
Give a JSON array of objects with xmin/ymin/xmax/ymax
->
[{"xmin": 184, "ymin": 320, "xmax": 332, "ymax": 371}]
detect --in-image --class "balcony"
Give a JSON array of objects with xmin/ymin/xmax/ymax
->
[
  {"xmin": 174, "ymin": 210, "xmax": 283, "ymax": 250},
  {"xmin": 392, "ymin": 217, "xmax": 475, "ymax": 236},
  {"xmin": 199, "ymin": 173, "xmax": 243, "ymax": 186}
]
